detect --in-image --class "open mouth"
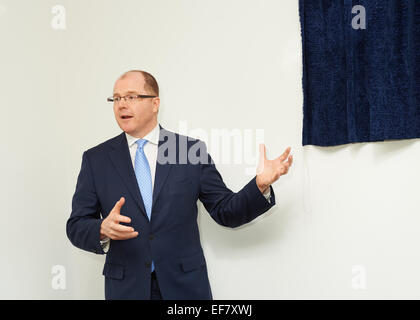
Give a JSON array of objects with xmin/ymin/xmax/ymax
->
[{"xmin": 121, "ymin": 115, "xmax": 133, "ymax": 119}]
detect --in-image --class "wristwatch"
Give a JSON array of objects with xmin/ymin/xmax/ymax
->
[{"xmin": 100, "ymin": 237, "xmax": 110, "ymax": 253}]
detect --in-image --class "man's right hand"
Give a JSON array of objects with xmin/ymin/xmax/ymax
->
[{"xmin": 100, "ymin": 197, "xmax": 139, "ymax": 240}]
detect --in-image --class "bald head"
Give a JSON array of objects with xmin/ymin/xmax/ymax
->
[{"xmin": 118, "ymin": 70, "xmax": 159, "ymax": 96}]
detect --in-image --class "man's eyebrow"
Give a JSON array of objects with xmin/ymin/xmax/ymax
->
[{"xmin": 112, "ymin": 91, "xmax": 140, "ymax": 97}]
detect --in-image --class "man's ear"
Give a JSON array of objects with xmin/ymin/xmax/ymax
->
[{"xmin": 153, "ymin": 97, "xmax": 160, "ymax": 113}]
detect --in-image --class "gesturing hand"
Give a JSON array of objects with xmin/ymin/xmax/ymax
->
[
  {"xmin": 256, "ymin": 144, "xmax": 293, "ymax": 194},
  {"xmin": 100, "ymin": 197, "xmax": 139, "ymax": 240}
]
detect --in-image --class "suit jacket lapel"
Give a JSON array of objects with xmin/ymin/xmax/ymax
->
[
  {"xmin": 152, "ymin": 124, "xmax": 172, "ymax": 209},
  {"xmin": 108, "ymin": 132, "xmax": 148, "ymax": 219}
]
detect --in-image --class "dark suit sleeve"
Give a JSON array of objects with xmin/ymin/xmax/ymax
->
[
  {"xmin": 197, "ymin": 141, "xmax": 276, "ymax": 228},
  {"xmin": 66, "ymin": 151, "xmax": 105, "ymax": 254}
]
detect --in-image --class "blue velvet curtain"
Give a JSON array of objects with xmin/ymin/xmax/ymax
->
[{"xmin": 299, "ymin": 0, "xmax": 420, "ymax": 146}]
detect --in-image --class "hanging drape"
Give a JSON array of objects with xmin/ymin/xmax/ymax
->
[{"xmin": 299, "ymin": 0, "xmax": 420, "ymax": 146}]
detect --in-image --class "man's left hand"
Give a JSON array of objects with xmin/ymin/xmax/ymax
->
[{"xmin": 256, "ymin": 144, "xmax": 293, "ymax": 194}]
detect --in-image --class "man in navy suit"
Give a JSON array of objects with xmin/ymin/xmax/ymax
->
[{"xmin": 66, "ymin": 70, "xmax": 293, "ymax": 300}]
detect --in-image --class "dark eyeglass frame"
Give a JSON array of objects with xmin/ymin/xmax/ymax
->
[{"xmin": 107, "ymin": 94, "xmax": 157, "ymax": 103}]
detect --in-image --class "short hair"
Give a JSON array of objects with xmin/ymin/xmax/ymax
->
[{"xmin": 120, "ymin": 70, "xmax": 159, "ymax": 96}]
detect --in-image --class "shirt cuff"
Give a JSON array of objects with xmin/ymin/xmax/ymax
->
[{"xmin": 263, "ymin": 186, "xmax": 271, "ymax": 203}]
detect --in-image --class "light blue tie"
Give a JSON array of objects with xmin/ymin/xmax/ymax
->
[{"xmin": 134, "ymin": 139, "xmax": 154, "ymax": 272}]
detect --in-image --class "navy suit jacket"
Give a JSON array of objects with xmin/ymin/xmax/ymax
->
[{"xmin": 66, "ymin": 125, "xmax": 276, "ymax": 300}]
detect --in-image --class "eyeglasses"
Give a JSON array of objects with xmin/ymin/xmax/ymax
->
[{"xmin": 107, "ymin": 94, "xmax": 157, "ymax": 104}]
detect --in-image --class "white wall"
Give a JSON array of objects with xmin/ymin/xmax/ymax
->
[{"xmin": 1, "ymin": 0, "xmax": 419, "ymax": 299}]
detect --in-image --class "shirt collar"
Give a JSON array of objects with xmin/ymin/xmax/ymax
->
[{"xmin": 125, "ymin": 123, "xmax": 160, "ymax": 148}]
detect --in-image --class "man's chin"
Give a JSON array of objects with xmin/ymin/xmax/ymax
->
[
  {"xmin": 123, "ymin": 128, "xmax": 134, "ymax": 135},
  {"xmin": 118, "ymin": 124, "xmax": 134, "ymax": 135},
  {"xmin": 118, "ymin": 122, "xmax": 146, "ymax": 136}
]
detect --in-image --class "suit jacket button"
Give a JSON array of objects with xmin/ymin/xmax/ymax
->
[
  {"xmin": 145, "ymin": 262, "xmax": 151, "ymax": 268},
  {"xmin": 149, "ymin": 235, "xmax": 154, "ymax": 240}
]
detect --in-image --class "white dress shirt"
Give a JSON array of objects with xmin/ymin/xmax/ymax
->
[
  {"xmin": 100, "ymin": 123, "xmax": 271, "ymax": 252},
  {"xmin": 125, "ymin": 122, "xmax": 160, "ymax": 190}
]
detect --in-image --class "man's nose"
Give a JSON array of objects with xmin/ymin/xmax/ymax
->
[{"xmin": 118, "ymin": 98, "xmax": 129, "ymax": 108}]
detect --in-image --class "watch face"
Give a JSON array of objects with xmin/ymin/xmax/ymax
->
[{"xmin": 100, "ymin": 238, "xmax": 110, "ymax": 245}]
